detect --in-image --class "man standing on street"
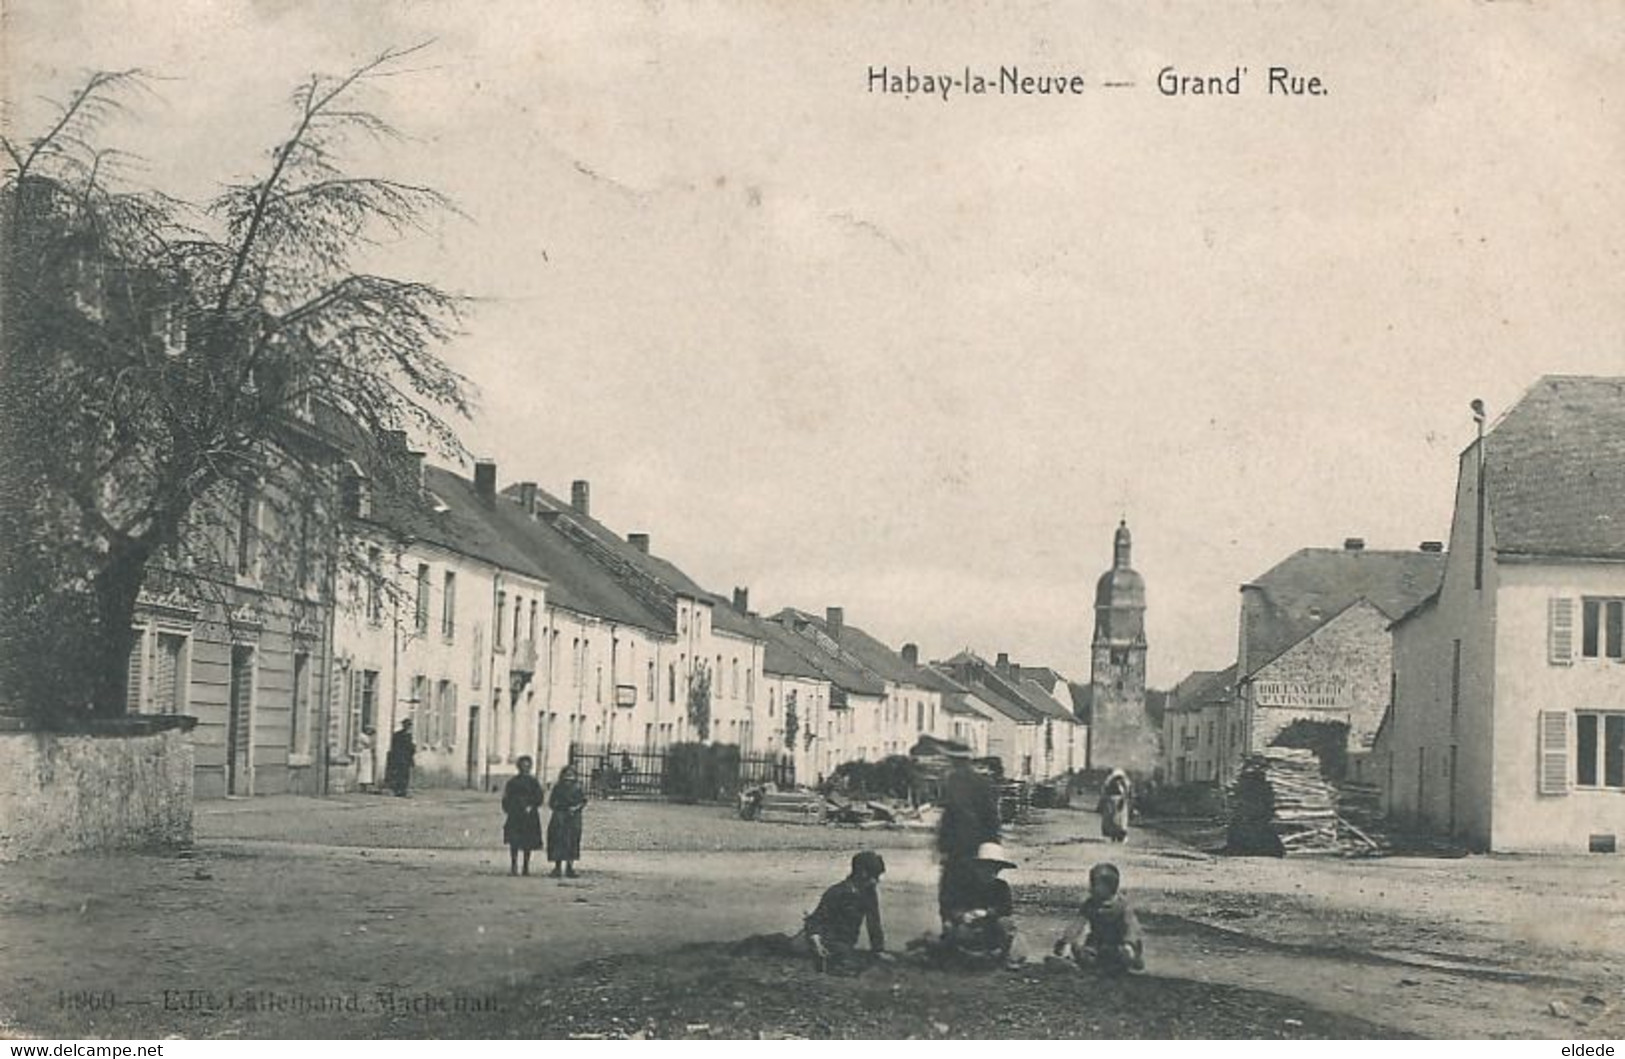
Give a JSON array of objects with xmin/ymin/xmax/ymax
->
[
  {"xmin": 384, "ymin": 718, "xmax": 416, "ymax": 797},
  {"xmin": 936, "ymin": 749, "xmax": 1002, "ymax": 927}
]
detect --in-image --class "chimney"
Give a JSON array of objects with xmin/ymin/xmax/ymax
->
[
  {"xmin": 1009, "ymin": 661, "xmax": 1023, "ymax": 683},
  {"xmin": 571, "ymin": 480, "xmax": 590, "ymax": 518},
  {"xmin": 1343, "ymin": 537, "xmax": 1366, "ymax": 551},
  {"xmin": 381, "ymin": 428, "xmax": 409, "ymax": 452},
  {"xmin": 628, "ymin": 532, "xmax": 650, "ymax": 554},
  {"xmin": 901, "ymin": 643, "xmax": 919, "ymax": 666},
  {"xmin": 474, "ymin": 460, "xmax": 497, "ymax": 504},
  {"xmin": 995, "ymin": 652, "xmax": 1011, "ymax": 675},
  {"xmin": 826, "ymin": 606, "xmax": 844, "ymax": 642},
  {"xmin": 732, "ymin": 587, "xmax": 749, "ymax": 614},
  {"xmin": 1420, "ymin": 541, "xmax": 1444, "ymax": 553},
  {"xmin": 516, "ymin": 481, "xmax": 538, "ymax": 514},
  {"xmin": 405, "ymin": 450, "xmax": 425, "ymax": 489}
]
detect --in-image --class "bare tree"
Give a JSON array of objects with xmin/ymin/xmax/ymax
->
[{"xmin": 0, "ymin": 47, "xmax": 473, "ymax": 719}]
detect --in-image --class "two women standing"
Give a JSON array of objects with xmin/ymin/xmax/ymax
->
[{"xmin": 503, "ymin": 760, "xmax": 587, "ymax": 879}]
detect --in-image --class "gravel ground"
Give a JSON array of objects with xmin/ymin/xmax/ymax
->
[
  {"xmin": 3, "ymin": 792, "xmax": 1621, "ymax": 1040},
  {"xmin": 374, "ymin": 946, "xmax": 1411, "ymax": 1040},
  {"xmin": 197, "ymin": 790, "xmax": 937, "ymax": 854}
]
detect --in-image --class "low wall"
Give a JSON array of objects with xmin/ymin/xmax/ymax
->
[{"xmin": 0, "ymin": 718, "xmax": 195, "ymax": 861}]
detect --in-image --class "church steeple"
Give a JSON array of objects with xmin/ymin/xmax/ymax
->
[{"xmin": 1088, "ymin": 519, "xmax": 1154, "ymax": 773}]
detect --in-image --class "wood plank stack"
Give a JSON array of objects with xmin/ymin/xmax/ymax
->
[
  {"xmin": 754, "ymin": 789, "xmax": 826, "ymax": 825},
  {"xmin": 1226, "ymin": 749, "xmax": 1381, "ymax": 856}
]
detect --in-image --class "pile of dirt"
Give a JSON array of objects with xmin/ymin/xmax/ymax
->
[{"xmin": 377, "ymin": 945, "xmax": 1410, "ymax": 1040}]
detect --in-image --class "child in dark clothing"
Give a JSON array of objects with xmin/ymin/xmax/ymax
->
[
  {"xmin": 733, "ymin": 850, "xmax": 889, "ymax": 974},
  {"xmin": 1054, "ymin": 862, "xmax": 1145, "ymax": 974}
]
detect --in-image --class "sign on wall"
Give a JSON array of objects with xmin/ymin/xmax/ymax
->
[{"xmin": 1252, "ymin": 678, "xmax": 1349, "ymax": 709}]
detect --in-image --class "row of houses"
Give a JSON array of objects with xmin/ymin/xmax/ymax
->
[
  {"xmin": 126, "ymin": 429, "xmax": 1091, "ymax": 796},
  {"xmin": 1161, "ymin": 376, "xmax": 1625, "ymax": 854}
]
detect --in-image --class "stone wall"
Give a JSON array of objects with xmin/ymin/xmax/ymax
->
[{"xmin": 0, "ymin": 719, "xmax": 195, "ymax": 861}]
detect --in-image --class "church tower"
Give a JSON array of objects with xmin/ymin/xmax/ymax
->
[{"xmin": 1088, "ymin": 520, "xmax": 1155, "ymax": 772}]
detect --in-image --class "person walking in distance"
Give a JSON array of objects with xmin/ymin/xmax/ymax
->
[{"xmin": 1098, "ymin": 768, "xmax": 1132, "ymax": 843}]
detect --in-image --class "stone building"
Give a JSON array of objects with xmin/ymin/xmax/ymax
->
[
  {"xmin": 128, "ymin": 433, "xmax": 343, "ymax": 799},
  {"xmin": 1236, "ymin": 541, "xmax": 1445, "ymax": 776},
  {"xmin": 1088, "ymin": 520, "xmax": 1159, "ymax": 774},
  {"xmin": 1160, "ymin": 664, "xmax": 1240, "ymax": 785}
]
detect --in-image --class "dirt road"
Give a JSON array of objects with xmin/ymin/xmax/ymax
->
[{"xmin": 1, "ymin": 792, "xmax": 1619, "ymax": 1038}]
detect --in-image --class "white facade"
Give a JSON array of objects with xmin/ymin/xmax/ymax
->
[
  {"xmin": 333, "ymin": 536, "xmax": 546, "ymax": 791},
  {"xmin": 1385, "ymin": 440, "xmax": 1625, "ymax": 852}
]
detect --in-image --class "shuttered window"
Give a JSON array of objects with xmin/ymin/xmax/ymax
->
[
  {"xmin": 1549, "ymin": 598, "xmax": 1575, "ymax": 665},
  {"xmin": 155, "ymin": 633, "xmax": 186, "ymax": 715},
  {"xmin": 1538, "ymin": 710, "xmax": 1570, "ymax": 795},
  {"xmin": 126, "ymin": 630, "xmax": 148, "ymax": 712}
]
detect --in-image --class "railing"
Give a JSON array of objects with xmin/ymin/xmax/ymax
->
[{"xmin": 568, "ymin": 742, "xmax": 795, "ymax": 801}]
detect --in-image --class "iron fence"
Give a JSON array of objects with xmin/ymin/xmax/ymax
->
[{"xmin": 568, "ymin": 742, "xmax": 794, "ymax": 801}]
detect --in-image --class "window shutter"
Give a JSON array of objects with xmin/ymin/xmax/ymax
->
[
  {"xmin": 1538, "ymin": 710, "xmax": 1570, "ymax": 795},
  {"xmin": 125, "ymin": 631, "xmax": 146, "ymax": 713},
  {"xmin": 1549, "ymin": 598, "xmax": 1575, "ymax": 665}
]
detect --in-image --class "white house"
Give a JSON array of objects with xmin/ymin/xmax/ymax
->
[
  {"xmin": 1380, "ymin": 376, "xmax": 1625, "ymax": 853},
  {"xmin": 333, "ymin": 458, "xmax": 549, "ymax": 792}
]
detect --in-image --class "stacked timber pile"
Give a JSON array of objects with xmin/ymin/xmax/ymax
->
[
  {"xmin": 753, "ymin": 788, "xmax": 826, "ymax": 825},
  {"xmin": 1226, "ymin": 749, "xmax": 1382, "ymax": 856}
]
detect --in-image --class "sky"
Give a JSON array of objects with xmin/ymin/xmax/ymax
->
[{"xmin": 6, "ymin": 1, "xmax": 1625, "ymax": 688}]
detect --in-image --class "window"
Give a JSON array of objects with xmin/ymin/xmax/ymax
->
[
  {"xmin": 647, "ymin": 661, "xmax": 656, "ymax": 700},
  {"xmin": 126, "ymin": 628, "xmax": 148, "ymax": 712},
  {"xmin": 154, "ymin": 632, "xmax": 187, "ymax": 715},
  {"xmin": 296, "ymin": 500, "xmax": 314, "ymax": 592},
  {"xmin": 411, "ymin": 675, "xmax": 429, "ymax": 735},
  {"xmin": 438, "ymin": 680, "xmax": 457, "ymax": 749},
  {"xmin": 1576, "ymin": 712, "xmax": 1625, "ymax": 789},
  {"xmin": 415, "ymin": 563, "xmax": 431, "ymax": 634},
  {"xmin": 442, "ymin": 572, "xmax": 457, "ymax": 640},
  {"xmin": 513, "ymin": 595, "xmax": 523, "ymax": 648},
  {"xmin": 360, "ymin": 670, "xmax": 379, "ymax": 732},
  {"xmin": 528, "ymin": 600, "xmax": 538, "ymax": 645},
  {"xmin": 235, "ymin": 486, "xmax": 260, "ymax": 577},
  {"xmin": 495, "ymin": 592, "xmax": 507, "ymax": 649},
  {"xmin": 291, "ymin": 651, "xmax": 311, "ymax": 754},
  {"xmin": 366, "ymin": 547, "xmax": 383, "ymax": 623},
  {"xmin": 668, "ymin": 663, "xmax": 677, "ymax": 703},
  {"xmin": 1581, "ymin": 598, "xmax": 1625, "ymax": 660}
]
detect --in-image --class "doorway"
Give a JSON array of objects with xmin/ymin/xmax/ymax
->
[
  {"xmin": 227, "ymin": 645, "xmax": 255, "ymax": 795},
  {"xmin": 466, "ymin": 704, "xmax": 481, "ymax": 789}
]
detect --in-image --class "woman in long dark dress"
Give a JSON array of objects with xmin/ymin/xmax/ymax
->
[
  {"xmin": 546, "ymin": 764, "xmax": 587, "ymax": 878},
  {"xmin": 502, "ymin": 755, "xmax": 544, "ymax": 876},
  {"xmin": 1098, "ymin": 768, "xmax": 1132, "ymax": 843}
]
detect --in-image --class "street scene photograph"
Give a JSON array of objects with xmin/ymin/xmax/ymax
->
[{"xmin": 2, "ymin": 0, "xmax": 1623, "ymax": 1044}]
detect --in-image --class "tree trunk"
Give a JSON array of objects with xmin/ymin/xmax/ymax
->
[{"xmin": 88, "ymin": 541, "xmax": 152, "ymax": 716}]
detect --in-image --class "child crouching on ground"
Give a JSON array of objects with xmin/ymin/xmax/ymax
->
[{"xmin": 1053, "ymin": 862, "xmax": 1145, "ymax": 974}]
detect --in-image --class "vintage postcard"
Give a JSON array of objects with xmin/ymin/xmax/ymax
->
[{"xmin": 1, "ymin": 0, "xmax": 1622, "ymax": 1043}]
